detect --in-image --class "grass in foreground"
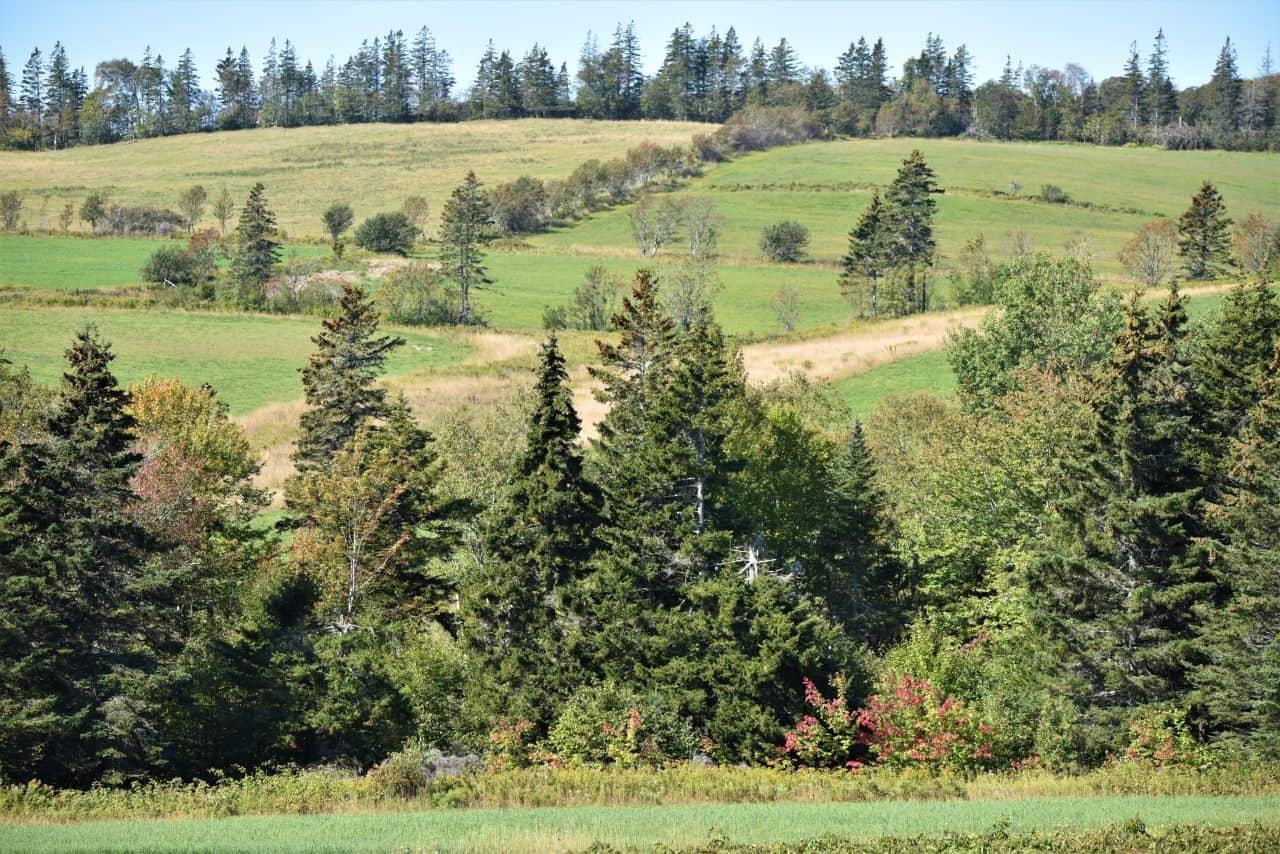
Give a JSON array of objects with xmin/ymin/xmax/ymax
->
[
  {"xmin": 2, "ymin": 795, "xmax": 1277, "ymax": 853},
  {"xmin": 0, "ymin": 307, "xmax": 471, "ymax": 414}
]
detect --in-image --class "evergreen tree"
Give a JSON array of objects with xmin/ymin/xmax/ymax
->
[
  {"xmin": 812, "ymin": 422, "xmax": 900, "ymax": 643},
  {"xmin": 840, "ymin": 191, "xmax": 891, "ymax": 317},
  {"xmin": 1189, "ymin": 278, "xmax": 1280, "ymax": 478},
  {"xmin": 1122, "ymin": 41, "xmax": 1147, "ymax": 132},
  {"xmin": 882, "ymin": 149, "xmax": 943, "ymax": 314},
  {"xmin": 293, "ymin": 284, "xmax": 404, "ymax": 471},
  {"xmin": 464, "ymin": 336, "xmax": 600, "ymax": 728},
  {"xmin": 0, "ymin": 328, "xmax": 157, "ymax": 786},
  {"xmin": 438, "ymin": 171, "xmax": 494, "ymax": 325},
  {"xmin": 229, "ymin": 182, "xmax": 279, "ymax": 308},
  {"xmin": 1193, "ymin": 342, "xmax": 1280, "ymax": 756},
  {"xmin": 1208, "ymin": 37, "xmax": 1242, "ymax": 133},
  {"xmin": 20, "ymin": 47, "xmax": 43, "ymax": 130},
  {"xmin": 1177, "ymin": 181, "xmax": 1233, "ymax": 280},
  {"xmin": 1030, "ymin": 287, "xmax": 1210, "ymax": 750},
  {"xmin": 1146, "ymin": 29, "xmax": 1177, "ymax": 129}
]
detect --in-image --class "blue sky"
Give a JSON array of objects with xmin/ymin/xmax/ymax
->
[{"xmin": 2, "ymin": 1, "xmax": 1277, "ymax": 91}]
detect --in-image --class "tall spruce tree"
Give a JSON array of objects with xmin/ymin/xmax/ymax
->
[
  {"xmin": 292, "ymin": 284, "xmax": 404, "ymax": 471},
  {"xmin": 1193, "ymin": 342, "xmax": 1280, "ymax": 756},
  {"xmin": 0, "ymin": 328, "xmax": 157, "ymax": 786},
  {"xmin": 883, "ymin": 149, "xmax": 943, "ymax": 314},
  {"xmin": 1189, "ymin": 278, "xmax": 1280, "ymax": 481},
  {"xmin": 464, "ymin": 336, "xmax": 600, "ymax": 728},
  {"xmin": 840, "ymin": 191, "xmax": 891, "ymax": 318},
  {"xmin": 230, "ymin": 182, "xmax": 280, "ymax": 309},
  {"xmin": 1177, "ymin": 181, "xmax": 1233, "ymax": 280},
  {"xmin": 1031, "ymin": 286, "xmax": 1210, "ymax": 749},
  {"xmin": 438, "ymin": 171, "xmax": 493, "ymax": 325}
]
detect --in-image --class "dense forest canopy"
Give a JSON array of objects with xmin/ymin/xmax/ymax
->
[{"xmin": 1, "ymin": 23, "xmax": 1277, "ymax": 151}]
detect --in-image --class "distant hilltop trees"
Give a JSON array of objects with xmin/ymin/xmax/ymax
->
[{"xmin": 1, "ymin": 24, "xmax": 1275, "ymax": 151}]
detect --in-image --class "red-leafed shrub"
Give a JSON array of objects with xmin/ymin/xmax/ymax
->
[{"xmin": 781, "ymin": 675, "xmax": 999, "ymax": 773}]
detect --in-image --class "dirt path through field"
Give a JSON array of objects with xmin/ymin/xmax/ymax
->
[{"xmin": 238, "ymin": 283, "xmax": 1229, "ymax": 494}]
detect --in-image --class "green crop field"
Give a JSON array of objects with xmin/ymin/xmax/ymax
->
[
  {"xmin": 527, "ymin": 138, "xmax": 1280, "ymax": 276},
  {"xmin": 2, "ymin": 794, "xmax": 1276, "ymax": 853},
  {"xmin": 0, "ymin": 307, "xmax": 471, "ymax": 414},
  {"xmin": 0, "ymin": 119, "xmax": 711, "ymax": 236},
  {"xmin": 0, "ymin": 235, "xmax": 328, "ymax": 291}
]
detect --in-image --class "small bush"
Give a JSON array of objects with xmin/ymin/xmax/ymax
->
[
  {"xmin": 140, "ymin": 245, "xmax": 202, "ymax": 287},
  {"xmin": 354, "ymin": 211, "xmax": 418, "ymax": 256},
  {"xmin": 1040, "ymin": 184, "xmax": 1070, "ymax": 204},
  {"xmin": 716, "ymin": 105, "xmax": 823, "ymax": 153},
  {"xmin": 546, "ymin": 683, "xmax": 698, "ymax": 767},
  {"xmin": 377, "ymin": 262, "xmax": 457, "ymax": 325},
  {"xmin": 543, "ymin": 265, "xmax": 621, "ymax": 331},
  {"xmin": 490, "ymin": 176, "xmax": 548, "ymax": 235},
  {"xmin": 760, "ymin": 220, "xmax": 811, "ymax": 262},
  {"xmin": 367, "ymin": 740, "xmax": 482, "ymax": 798},
  {"xmin": 0, "ymin": 191, "xmax": 23, "ymax": 231}
]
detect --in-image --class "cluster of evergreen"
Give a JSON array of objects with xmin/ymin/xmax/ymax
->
[
  {"xmin": 3, "ymin": 246, "xmax": 1279, "ymax": 785},
  {"xmin": 2, "ymin": 24, "xmax": 1275, "ymax": 150}
]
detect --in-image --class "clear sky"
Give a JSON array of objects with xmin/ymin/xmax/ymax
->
[{"xmin": 2, "ymin": 0, "xmax": 1277, "ymax": 92}]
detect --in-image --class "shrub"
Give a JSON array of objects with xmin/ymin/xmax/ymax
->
[
  {"xmin": 543, "ymin": 265, "xmax": 621, "ymax": 331},
  {"xmin": 545, "ymin": 683, "xmax": 698, "ymax": 767},
  {"xmin": 781, "ymin": 675, "xmax": 999, "ymax": 773},
  {"xmin": 1122, "ymin": 706, "xmax": 1214, "ymax": 768},
  {"xmin": 102, "ymin": 204, "xmax": 185, "ymax": 236},
  {"xmin": 354, "ymin": 211, "xmax": 418, "ymax": 255},
  {"xmin": 715, "ymin": 105, "xmax": 823, "ymax": 153},
  {"xmin": 367, "ymin": 740, "xmax": 482, "ymax": 798},
  {"xmin": 490, "ymin": 176, "xmax": 548, "ymax": 235},
  {"xmin": 264, "ymin": 258, "xmax": 344, "ymax": 313},
  {"xmin": 0, "ymin": 191, "xmax": 23, "ymax": 231},
  {"xmin": 760, "ymin": 220, "xmax": 811, "ymax": 262},
  {"xmin": 1040, "ymin": 184, "xmax": 1070, "ymax": 204},
  {"xmin": 322, "ymin": 202, "xmax": 355, "ymax": 257},
  {"xmin": 140, "ymin": 245, "xmax": 202, "ymax": 287},
  {"xmin": 377, "ymin": 262, "xmax": 457, "ymax": 325}
]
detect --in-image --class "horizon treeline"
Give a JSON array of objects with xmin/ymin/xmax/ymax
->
[{"xmin": 1, "ymin": 23, "xmax": 1276, "ymax": 152}]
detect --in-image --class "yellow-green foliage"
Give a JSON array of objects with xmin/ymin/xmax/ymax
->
[
  {"xmin": 0, "ymin": 119, "xmax": 711, "ymax": 236},
  {"xmin": 3, "ymin": 763, "xmax": 1278, "ymax": 825}
]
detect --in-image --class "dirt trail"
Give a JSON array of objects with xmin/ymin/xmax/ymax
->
[{"xmin": 238, "ymin": 283, "xmax": 1230, "ymax": 495}]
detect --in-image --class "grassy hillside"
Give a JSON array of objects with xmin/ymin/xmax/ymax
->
[
  {"xmin": 0, "ymin": 307, "xmax": 470, "ymax": 414},
  {"xmin": 0, "ymin": 119, "xmax": 712, "ymax": 235},
  {"xmin": 529, "ymin": 138, "xmax": 1279, "ymax": 277}
]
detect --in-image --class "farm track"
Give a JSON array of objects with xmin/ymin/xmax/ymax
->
[{"xmin": 238, "ymin": 283, "xmax": 1229, "ymax": 497}]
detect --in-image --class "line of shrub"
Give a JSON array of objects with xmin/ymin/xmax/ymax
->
[{"xmin": 4, "ymin": 762, "xmax": 1277, "ymax": 826}]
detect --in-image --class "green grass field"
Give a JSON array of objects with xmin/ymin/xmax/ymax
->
[
  {"xmin": 0, "ymin": 119, "xmax": 710, "ymax": 236},
  {"xmin": 0, "ymin": 235, "xmax": 329, "ymax": 291},
  {"xmin": 528, "ymin": 138, "xmax": 1280, "ymax": 276},
  {"xmin": 0, "ymin": 307, "xmax": 471, "ymax": 414},
  {"xmin": 2, "ymin": 794, "xmax": 1275, "ymax": 853}
]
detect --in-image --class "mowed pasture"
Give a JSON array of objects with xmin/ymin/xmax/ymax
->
[
  {"xmin": 0, "ymin": 235, "xmax": 328, "ymax": 291},
  {"xmin": 2, "ymin": 795, "xmax": 1277, "ymax": 853},
  {"xmin": 0, "ymin": 119, "xmax": 712, "ymax": 236},
  {"xmin": 530, "ymin": 138, "xmax": 1280, "ymax": 277},
  {"xmin": 0, "ymin": 307, "xmax": 471, "ymax": 414}
]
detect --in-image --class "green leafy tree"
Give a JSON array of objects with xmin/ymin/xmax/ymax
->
[
  {"xmin": 293, "ymin": 284, "xmax": 404, "ymax": 471},
  {"xmin": 211, "ymin": 187, "xmax": 235, "ymax": 236},
  {"xmin": 759, "ymin": 219, "xmax": 810, "ymax": 262},
  {"xmin": 0, "ymin": 328, "xmax": 158, "ymax": 786},
  {"xmin": 354, "ymin": 211, "xmax": 418, "ymax": 256},
  {"xmin": 287, "ymin": 398, "xmax": 457, "ymax": 629},
  {"xmin": 947, "ymin": 254, "xmax": 1123, "ymax": 412},
  {"xmin": 79, "ymin": 190, "xmax": 108, "ymax": 232},
  {"xmin": 1177, "ymin": 181, "xmax": 1233, "ymax": 280},
  {"xmin": 438, "ymin": 171, "xmax": 494, "ymax": 325},
  {"xmin": 176, "ymin": 184, "xmax": 207, "ymax": 233},
  {"xmin": 230, "ymin": 182, "xmax": 280, "ymax": 309},
  {"xmin": 463, "ymin": 336, "xmax": 601, "ymax": 730},
  {"xmin": 322, "ymin": 201, "xmax": 354, "ymax": 258}
]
